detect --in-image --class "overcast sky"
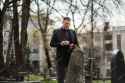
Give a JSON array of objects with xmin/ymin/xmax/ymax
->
[
  {"xmin": 1, "ymin": 0, "xmax": 125, "ymax": 28},
  {"xmin": 31, "ymin": 0, "xmax": 125, "ymax": 29}
]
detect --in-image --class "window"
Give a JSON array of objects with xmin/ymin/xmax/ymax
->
[
  {"xmin": 106, "ymin": 69, "xmax": 111, "ymax": 77},
  {"xmin": 107, "ymin": 54, "xmax": 112, "ymax": 62},
  {"xmin": 104, "ymin": 34, "xmax": 112, "ymax": 40},
  {"xmin": 32, "ymin": 61, "xmax": 40, "ymax": 72},
  {"xmin": 105, "ymin": 43, "xmax": 112, "ymax": 51},
  {"xmin": 104, "ymin": 33, "xmax": 112, "ymax": 51},
  {"xmin": 117, "ymin": 34, "xmax": 121, "ymax": 50},
  {"xmin": 32, "ymin": 48, "xmax": 39, "ymax": 53}
]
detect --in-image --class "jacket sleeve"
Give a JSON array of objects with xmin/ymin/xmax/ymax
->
[{"xmin": 50, "ymin": 30, "xmax": 60, "ymax": 47}]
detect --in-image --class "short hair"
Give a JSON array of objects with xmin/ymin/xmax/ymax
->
[{"xmin": 63, "ymin": 17, "xmax": 71, "ymax": 21}]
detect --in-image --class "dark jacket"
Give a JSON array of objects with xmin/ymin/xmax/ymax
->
[{"xmin": 50, "ymin": 28, "xmax": 78, "ymax": 66}]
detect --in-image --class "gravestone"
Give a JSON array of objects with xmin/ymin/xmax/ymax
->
[
  {"xmin": 65, "ymin": 47, "xmax": 85, "ymax": 83},
  {"xmin": 111, "ymin": 49, "xmax": 125, "ymax": 83}
]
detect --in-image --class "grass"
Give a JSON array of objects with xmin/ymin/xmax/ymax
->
[
  {"xmin": 42, "ymin": 80, "xmax": 111, "ymax": 83},
  {"xmin": 25, "ymin": 74, "xmax": 111, "ymax": 83},
  {"xmin": 42, "ymin": 80, "xmax": 57, "ymax": 83},
  {"xmin": 25, "ymin": 74, "xmax": 44, "ymax": 81},
  {"xmin": 25, "ymin": 74, "xmax": 57, "ymax": 83},
  {"xmin": 93, "ymin": 80, "xmax": 111, "ymax": 83}
]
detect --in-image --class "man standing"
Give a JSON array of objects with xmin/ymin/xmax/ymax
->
[{"xmin": 50, "ymin": 17, "xmax": 78, "ymax": 83}]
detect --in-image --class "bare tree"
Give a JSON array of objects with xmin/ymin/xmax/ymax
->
[
  {"xmin": 0, "ymin": 0, "xmax": 11, "ymax": 68},
  {"xmin": 12, "ymin": 0, "xmax": 22, "ymax": 66},
  {"xmin": 30, "ymin": 0, "xmax": 58, "ymax": 70},
  {"xmin": 21, "ymin": 0, "xmax": 31, "ymax": 65}
]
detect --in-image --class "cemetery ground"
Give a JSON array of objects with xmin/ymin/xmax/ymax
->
[{"xmin": 24, "ymin": 74, "xmax": 111, "ymax": 83}]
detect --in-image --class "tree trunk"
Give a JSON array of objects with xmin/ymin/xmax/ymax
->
[
  {"xmin": 12, "ymin": 0, "xmax": 23, "ymax": 66},
  {"xmin": 0, "ymin": 12, "xmax": 4, "ymax": 67},
  {"xmin": 41, "ymin": 33, "xmax": 52, "ymax": 69},
  {"xmin": 0, "ymin": 0, "xmax": 10, "ymax": 68},
  {"xmin": 21, "ymin": 0, "xmax": 31, "ymax": 64},
  {"xmin": 6, "ymin": 24, "xmax": 13, "ymax": 64}
]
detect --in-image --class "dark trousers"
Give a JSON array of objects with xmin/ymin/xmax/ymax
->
[{"xmin": 56, "ymin": 64, "xmax": 68, "ymax": 83}]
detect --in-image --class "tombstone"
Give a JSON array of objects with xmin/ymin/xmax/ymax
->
[
  {"xmin": 111, "ymin": 49, "xmax": 125, "ymax": 83},
  {"xmin": 65, "ymin": 47, "xmax": 85, "ymax": 83}
]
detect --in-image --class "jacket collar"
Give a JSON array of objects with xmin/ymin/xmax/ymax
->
[{"xmin": 61, "ymin": 26, "xmax": 69, "ymax": 31}]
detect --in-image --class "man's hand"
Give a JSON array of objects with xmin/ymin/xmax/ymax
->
[
  {"xmin": 60, "ymin": 40, "xmax": 69, "ymax": 46},
  {"xmin": 69, "ymin": 43, "xmax": 75, "ymax": 48}
]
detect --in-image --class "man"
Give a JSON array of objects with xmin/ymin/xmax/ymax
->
[{"xmin": 50, "ymin": 17, "xmax": 78, "ymax": 83}]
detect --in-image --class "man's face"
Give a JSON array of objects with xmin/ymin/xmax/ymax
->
[{"xmin": 63, "ymin": 20, "xmax": 70, "ymax": 29}]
